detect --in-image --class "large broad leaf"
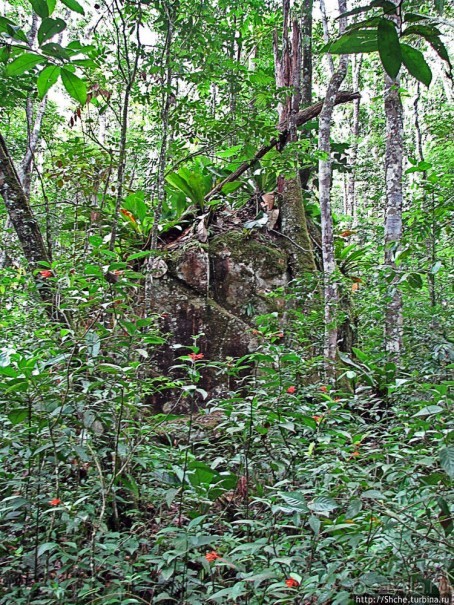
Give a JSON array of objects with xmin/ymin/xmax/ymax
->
[
  {"xmin": 37, "ymin": 65, "xmax": 60, "ymax": 99},
  {"xmin": 29, "ymin": 0, "xmax": 50, "ymax": 19},
  {"xmin": 166, "ymin": 171, "xmax": 198, "ymax": 205},
  {"xmin": 61, "ymin": 68, "xmax": 87, "ymax": 104},
  {"xmin": 324, "ymin": 29, "xmax": 378, "ymax": 54},
  {"xmin": 278, "ymin": 492, "xmax": 309, "ymax": 513},
  {"xmin": 5, "ymin": 52, "xmax": 45, "ymax": 76},
  {"xmin": 0, "ymin": 16, "xmax": 28, "ymax": 42},
  {"xmin": 308, "ymin": 496, "xmax": 338, "ymax": 515},
  {"xmin": 61, "ymin": 0, "xmax": 85, "ymax": 15},
  {"xmin": 402, "ymin": 25, "xmax": 451, "ymax": 71},
  {"xmin": 37, "ymin": 17, "xmax": 66, "ymax": 46},
  {"xmin": 439, "ymin": 447, "xmax": 454, "ymax": 479},
  {"xmin": 40, "ymin": 43, "xmax": 70, "ymax": 60},
  {"xmin": 400, "ymin": 43, "xmax": 432, "ymax": 87},
  {"xmin": 378, "ymin": 18, "xmax": 401, "ymax": 79},
  {"xmin": 336, "ymin": 0, "xmax": 396, "ymax": 20}
]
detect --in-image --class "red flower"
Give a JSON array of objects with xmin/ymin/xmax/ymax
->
[
  {"xmin": 39, "ymin": 270, "xmax": 53, "ymax": 278},
  {"xmin": 205, "ymin": 551, "xmax": 220, "ymax": 562},
  {"xmin": 285, "ymin": 578, "xmax": 299, "ymax": 588},
  {"xmin": 287, "ymin": 386, "xmax": 296, "ymax": 394},
  {"xmin": 319, "ymin": 385, "xmax": 328, "ymax": 392},
  {"xmin": 49, "ymin": 498, "xmax": 61, "ymax": 506},
  {"xmin": 312, "ymin": 415, "xmax": 323, "ymax": 423},
  {"xmin": 188, "ymin": 353, "xmax": 204, "ymax": 361}
]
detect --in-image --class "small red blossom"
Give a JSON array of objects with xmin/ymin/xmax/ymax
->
[
  {"xmin": 39, "ymin": 270, "xmax": 53, "ymax": 278},
  {"xmin": 319, "ymin": 385, "xmax": 328, "ymax": 392},
  {"xmin": 278, "ymin": 332, "xmax": 284, "ymax": 338},
  {"xmin": 312, "ymin": 415, "xmax": 323, "ymax": 423},
  {"xmin": 287, "ymin": 386, "xmax": 296, "ymax": 394},
  {"xmin": 285, "ymin": 578, "xmax": 300, "ymax": 588},
  {"xmin": 188, "ymin": 353, "xmax": 204, "ymax": 361},
  {"xmin": 49, "ymin": 498, "xmax": 61, "ymax": 506},
  {"xmin": 205, "ymin": 551, "xmax": 220, "ymax": 562}
]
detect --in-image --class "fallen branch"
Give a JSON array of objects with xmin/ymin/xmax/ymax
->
[{"xmin": 205, "ymin": 90, "xmax": 360, "ymax": 201}]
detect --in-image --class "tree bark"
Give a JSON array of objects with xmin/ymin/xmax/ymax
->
[
  {"xmin": 413, "ymin": 83, "xmax": 436, "ymax": 309},
  {"xmin": 383, "ymin": 2, "xmax": 404, "ymax": 360},
  {"xmin": 319, "ymin": 0, "xmax": 335, "ymax": 76},
  {"xmin": 301, "ymin": 0, "xmax": 313, "ymax": 106},
  {"xmin": 109, "ymin": 4, "xmax": 141, "ymax": 251},
  {"xmin": 347, "ymin": 55, "xmax": 362, "ymax": 220},
  {"xmin": 318, "ymin": 0, "xmax": 348, "ymax": 380},
  {"xmin": 0, "ymin": 134, "xmax": 58, "ymax": 315}
]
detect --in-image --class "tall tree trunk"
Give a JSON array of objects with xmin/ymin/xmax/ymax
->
[
  {"xmin": 347, "ymin": 55, "xmax": 362, "ymax": 219},
  {"xmin": 383, "ymin": 2, "xmax": 404, "ymax": 360},
  {"xmin": 319, "ymin": 0, "xmax": 335, "ymax": 76},
  {"xmin": 274, "ymin": 0, "xmax": 316, "ymax": 275},
  {"xmin": 413, "ymin": 82, "xmax": 436, "ymax": 309},
  {"xmin": 0, "ymin": 134, "xmax": 64, "ymax": 321},
  {"xmin": 301, "ymin": 0, "xmax": 313, "ymax": 106},
  {"xmin": 0, "ymin": 12, "xmax": 47, "ymax": 269},
  {"xmin": 144, "ymin": 2, "xmax": 174, "ymax": 315},
  {"xmin": 109, "ymin": 4, "xmax": 141, "ymax": 251},
  {"xmin": 299, "ymin": 0, "xmax": 313, "ymax": 190},
  {"xmin": 318, "ymin": 0, "xmax": 348, "ymax": 380}
]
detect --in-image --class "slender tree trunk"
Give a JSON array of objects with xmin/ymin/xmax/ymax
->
[
  {"xmin": 319, "ymin": 0, "xmax": 335, "ymax": 76},
  {"xmin": 413, "ymin": 83, "xmax": 436, "ymax": 308},
  {"xmin": 383, "ymin": 1, "xmax": 404, "ymax": 360},
  {"xmin": 299, "ymin": 0, "xmax": 313, "ymax": 190},
  {"xmin": 144, "ymin": 3, "xmax": 174, "ymax": 315},
  {"xmin": 109, "ymin": 5, "xmax": 141, "ymax": 251},
  {"xmin": 318, "ymin": 0, "xmax": 348, "ymax": 380},
  {"xmin": 301, "ymin": 0, "xmax": 313, "ymax": 106},
  {"xmin": 347, "ymin": 55, "xmax": 362, "ymax": 219}
]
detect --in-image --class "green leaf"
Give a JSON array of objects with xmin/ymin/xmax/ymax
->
[
  {"xmin": 413, "ymin": 405, "xmax": 444, "ymax": 417},
  {"xmin": 378, "ymin": 18, "xmax": 401, "ymax": 79},
  {"xmin": 8, "ymin": 409, "xmax": 28, "ymax": 425},
  {"xmin": 308, "ymin": 496, "xmax": 338, "ymax": 514},
  {"xmin": 0, "ymin": 17, "xmax": 28, "ymax": 42},
  {"xmin": 61, "ymin": 68, "xmax": 87, "ymax": 104},
  {"xmin": 324, "ymin": 29, "xmax": 378, "ymax": 54},
  {"xmin": 335, "ymin": 0, "xmax": 396, "ymax": 20},
  {"xmin": 37, "ymin": 65, "xmax": 60, "ymax": 99},
  {"xmin": 439, "ymin": 447, "xmax": 454, "ymax": 478},
  {"xmin": 37, "ymin": 542, "xmax": 58, "ymax": 557},
  {"xmin": 29, "ymin": 0, "xmax": 50, "ymax": 18},
  {"xmin": 40, "ymin": 43, "xmax": 70, "ymax": 60},
  {"xmin": 361, "ymin": 489, "xmax": 385, "ymax": 499},
  {"xmin": 5, "ymin": 52, "xmax": 45, "ymax": 76},
  {"xmin": 61, "ymin": 0, "xmax": 85, "ymax": 15},
  {"xmin": 279, "ymin": 492, "xmax": 309, "ymax": 513},
  {"xmin": 400, "ymin": 43, "xmax": 432, "ymax": 87},
  {"xmin": 437, "ymin": 497, "xmax": 452, "ymax": 536},
  {"xmin": 38, "ymin": 18, "xmax": 66, "ymax": 46}
]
